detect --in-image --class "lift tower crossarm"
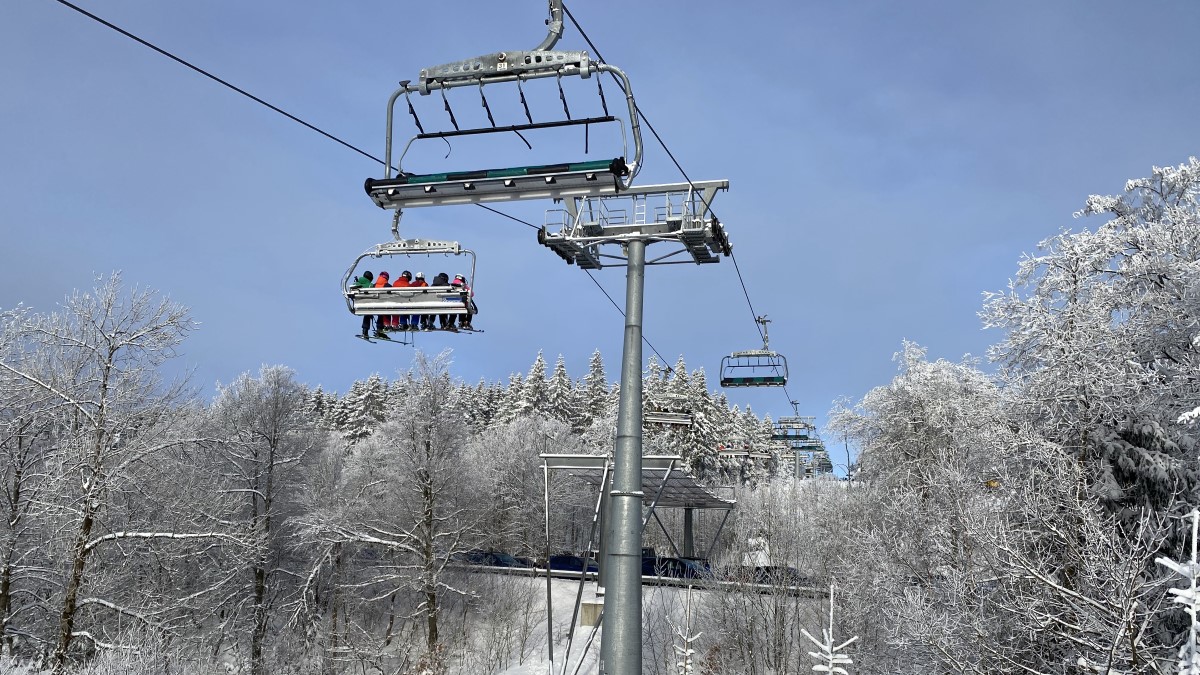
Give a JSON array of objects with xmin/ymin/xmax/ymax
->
[{"xmin": 539, "ymin": 181, "xmax": 732, "ymax": 269}]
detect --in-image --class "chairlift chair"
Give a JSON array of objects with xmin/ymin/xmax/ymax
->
[
  {"xmin": 363, "ymin": 11, "xmax": 643, "ymax": 212},
  {"xmin": 643, "ymin": 393, "xmax": 693, "ymax": 427},
  {"xmin": 343, "ymin": 238, "xmax": 477, "ymax": 333},
  {"xmin": 771, "ymin": 415, "xmax": 815, "ymax": 441},
  {"xmin": 720, "ymin": 316, "xmax": 788, "ymax": 388}
]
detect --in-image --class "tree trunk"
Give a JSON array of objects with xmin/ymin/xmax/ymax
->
[
  {"xmin": 251, "ymin": 564, "xmax": 267, "ymax": 675},
  {"xmin": 50, "ymin": 502, "xmax": 96, "ymax": 673},
  {"xmin": 0, "ymin": 432, "xmax": 25, "ymax": 653},
  {"xmin": 52, "ymin": 411, "xmax": 108, "ymax": 675},
  {"xmin": 421, "ymin": 461, "xmax": 438, "ymax": 652},
  {"xmin": 325, "ymin": 543, "xmax": 342, "ymax": 675}
]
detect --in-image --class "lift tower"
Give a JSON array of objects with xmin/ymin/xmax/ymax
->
[{"xmin": 540, "ymin": 180, "xmax": 732, "ymax": 674}]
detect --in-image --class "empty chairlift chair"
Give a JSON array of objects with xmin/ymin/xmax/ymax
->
[
  {"xmin": 363, "ymin": 31, "xmax": 644, "ymax": 212},
  {"xmin": 720, "ymin": 316, "xmax": 789, "ymax": 388}
]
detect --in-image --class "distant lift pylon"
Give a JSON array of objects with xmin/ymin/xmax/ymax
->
[{"xmin": 720, "ymin": 316, "xmax": 789, "ymax": 387}]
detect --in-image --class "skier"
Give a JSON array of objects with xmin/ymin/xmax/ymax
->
[
  {"xmin": 431, "ymin": 272, "xmax": 452, "ymax": 329},
  {"xmin": 353, "ymin": 270, "xmax": 374, "ymax": 338},
  {"xmin": 390, "ymin": 270, "xmax": 413, "ymax": 330},
  {"xmin": 372, "ymin": 271, "xmax": 391, "ymax": 337},
  {"xmin": 410, "ymin": 272, "xmax": 431, "ymax": 330},
  {"xmin": 451, "ymin": 273, "xmax": 475, "ymax": 330}
]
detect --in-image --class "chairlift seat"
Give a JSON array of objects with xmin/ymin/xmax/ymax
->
[
  {"xmin": 643, "ymin": 411, "xmax": 693, "ymax": 426},
  {"xmin": 720, "ymin": 373, "xmax": 788, "ymax": 387},
  {"xmin": 347, "ymin": 286, "xmax": 470, "ymax": 316}
]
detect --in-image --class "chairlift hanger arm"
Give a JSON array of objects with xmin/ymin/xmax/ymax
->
[{"xmin": 536, "ymin": 0, "xmax": 565, "ymax": 51}]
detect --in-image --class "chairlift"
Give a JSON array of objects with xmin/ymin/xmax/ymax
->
[
  {"xmin": 720, "ymin": 316, "xmax": 788, "ymax": 387},
  {"xmin": 363, "ymin": 1, "xmax": 643, "ymax": 211},
  {"xmin": 343, "ymin": 238, "xmax": 478, "ymax": 337},
  {"xmin": 644, "ymin": 393, "xmax": 693, "ymax": 427},
  {"xmin": 718, "ymin": 444, "xmax": 772, "ymax": 461},
  {"xmin": 772, "ymin": 407, "xmax": 818, "ymax": 444}
]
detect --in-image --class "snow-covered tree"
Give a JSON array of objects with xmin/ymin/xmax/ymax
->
[
  {"xmin": 982, "ymin": 158, "xmax": 1200, "ymax": 536},
  {"xmin": 696, "ymin": 480, "xmax": 832, "ymax": 674},
  {"xmin": 209, "ymin": 364, "xmax": 323, "ymax": 675},
  {"xmin": 305, "ymin": 384, "xmax": 339, "ymax": 431},
  {"xmin": 0, "ymin": 310, "xmax": 56, "ymax": 654},
  {"xmin": 982, "ymin": 438, "xmax": 1179, "ymax": 673},
  {"xmin": 516, "ymin": 351, "xmax": 550, "ymax": 419},
  {"xmin": 1158, "ymin": 509, "xmax": 1200, "ymax": 674},
  {"xmin": 579, "ymin": 349, "xmax": 615, "ymax": 432},
  {"xmin": 464, "ymin": 416, "xmax": 586, "ymax": 555},
  {"xmin": 0, "ymin": 276, "xmax": 211, "ymax": 673},
  {"xmin": 827, "ymin": 342, "xmax": 1022, "ymax": 673},
  {"xmin": 546, "ymin": 354, "xmax": 580, "ymax": 428},
  {"xmin": 302, "ymin": 351, "xmax": 480, "ymax": 667},
  {"xmin": 335, "ymin": 373, "xmax": 388, "ymax": 445},
  {"xmin": 498, "ymin": 372, "xmax": 526, "ymax": 425},
  {"xmin": 802, "ymin": 581, "xmax": 857, "ymax": 675}
]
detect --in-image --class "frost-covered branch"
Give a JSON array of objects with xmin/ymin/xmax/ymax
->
[{"xmin": 83, "ymin": 530, "xmax": 234, "ymax": 553}]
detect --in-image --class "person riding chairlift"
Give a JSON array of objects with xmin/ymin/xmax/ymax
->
[
  {"xmin": 353, "ymin": 270, "xmax": 374, "ymax": 339},
  {"xmin": 410, "ymin": 272, "xmax": 431, "ymax": 330},
  {"xmin": 372, "ymin": 271, "xmax": 390, "ymax": 337},
  {"xmin": 450, "ymin": 273, "xmax": 475, "ymax": 331},
  {"xmin": 390, "ymin": 271, "xmax": 412, "ymax": 330}
]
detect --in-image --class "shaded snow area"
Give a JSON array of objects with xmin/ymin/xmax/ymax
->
[
  {"xmin": 496, "ymin": 574, "xmax": 826, "ymax": 675},
  {"xmin": 0, "ymin": 572, "xmax": 822, "ymax": 674},
  {"xmin": 495, "ymin": 577, "xmax": 604, "ymax": 675}
]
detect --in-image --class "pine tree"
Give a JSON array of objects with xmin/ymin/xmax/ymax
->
[
  {"xmin": 579, "ymin": 349, "xmax": 614, "ymax": 430},
  {"xmin": 306, "ymin": 385, "xmax": 329, "ymax": 428},
  {"xmin": 499, "ymin": 372, "xmax": 525, "ymax": 424},
  {"xmin": 547, "ymin": 354, "xmax": 580, "ymax": 428},
  {"xmin": 519, "ymin": 351, "xmax": 550, "ymax": 418},
  {"xmin": 338, "ymin": 374, "xmax": 388, "ymax": 444}
]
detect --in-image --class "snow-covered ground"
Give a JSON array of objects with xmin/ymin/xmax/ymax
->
[{"xmin": 499, "ymin": 571, "xmax": 700, "ymax": 672}]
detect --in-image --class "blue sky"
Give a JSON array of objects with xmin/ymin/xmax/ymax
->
[{"xmin": 2, "ymin": 1, "xmax": 1198, "ymax": 445}]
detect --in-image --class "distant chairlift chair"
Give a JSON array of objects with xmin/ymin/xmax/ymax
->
[{"xmin": 720, "ymin": 316, "xmax": 788, "ymax": 387}]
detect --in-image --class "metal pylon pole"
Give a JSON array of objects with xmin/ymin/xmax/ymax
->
[{"xmin": 599, "ymin": 239, "xmax": 645, "ymax": 675}]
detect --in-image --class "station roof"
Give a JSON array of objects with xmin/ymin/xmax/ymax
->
[{"xmin": 540, "ymin": 454, "xmax": 735, "ymax": 510}]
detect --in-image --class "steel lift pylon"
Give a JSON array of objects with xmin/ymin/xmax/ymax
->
[{"xmin": 538, "ymin": 179, "xmax": 732, "ymax": 675}]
